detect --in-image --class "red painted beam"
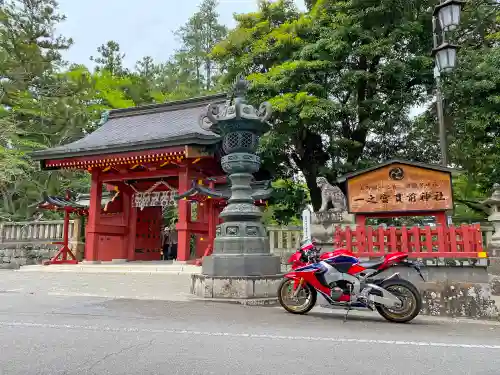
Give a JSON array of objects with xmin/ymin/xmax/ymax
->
[
  {"xmin": 101, "ymin": 169, "xmax": 183, "ymax": 182},
  {"xmin": 44, "ymin": 146, "xmax": 187, "ymax": 169}
]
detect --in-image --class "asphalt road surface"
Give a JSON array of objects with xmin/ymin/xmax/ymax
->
[
  {"xmin": 2, "ymin": 290, "xmax": 500, "ymax": 375},
  {"xmin": 1, "ymin": 267, "xmax": 500, "ymax": 375}
]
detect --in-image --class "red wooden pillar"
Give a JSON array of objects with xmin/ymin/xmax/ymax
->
[
  {"xmin": 176, "ymin": 167, "xmax": 191, "ymax": 261},
  {"xmin": 207, "ymin": 200, "xmax": 216, "ymax": 248},
  {"xmin": 435, "ymin": 211, "xmax": 448, "ymax": 227},
  {"xmin": 85, "ymin": 169, "xmax": 102, "ymax": 262},
  {"xmin": 121, "ymin": 184, "xmax": 136, "ymax": 261},
  {"xmin": 355, "ymin": 214, "xmax": 366, "ymax": 227}
]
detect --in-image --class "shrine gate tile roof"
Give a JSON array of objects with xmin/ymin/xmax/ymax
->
[{"xmin": 31, "ymin": 93, "xmax": 227, "ymax": 160}]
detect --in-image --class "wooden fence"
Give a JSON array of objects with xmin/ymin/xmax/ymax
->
[
  {"xmin": 332, "ymin": 224, "xmax": 484, "ymax": 258},
  {"xmin": 267, "ymin": 224, "xmax": 493, "ymax": 259},
  {"xmin": 0, "ymin": 220, "xmax": 494, "ymax": 259}
]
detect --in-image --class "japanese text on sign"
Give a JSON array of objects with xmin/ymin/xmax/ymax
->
[{"xmin": 347, "ymin": 164, "xmax": 453, "ymax": 214}]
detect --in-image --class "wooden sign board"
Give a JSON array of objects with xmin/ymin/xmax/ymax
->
[
  {"xmin": 185, "ymin": 145, "xmax": 213, "ymax": 159},
  {"xmin": 347, "ymin": 163, "xmax": 453, "ymax": 214}
]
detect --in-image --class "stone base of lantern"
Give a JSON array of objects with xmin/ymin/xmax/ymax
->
[
  {"xmin": 201, "ymin": 219, "xmax": 281, "ymax": 277},
  {"xmin": 201, "ymin": 253, "xmax": 281, "ymax": 277},
  {"xmin": 190, "ymin": 273, "xmax": 283, "ymax": 299}
]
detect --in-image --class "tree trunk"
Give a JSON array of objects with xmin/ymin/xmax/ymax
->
[
  {"xmin": 206, "ymin": 59, "xmax": 211, "ymax": 91},
  {"xmin": 305, "ymin": 172, "xmax": 322, "ymax": 212}
]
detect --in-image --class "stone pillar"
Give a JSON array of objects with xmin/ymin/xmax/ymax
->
[
  {"xmin": 483, "ymin": 184, "xmax": 500, "ymax": 257},
  {"xmin": 191, "ymin": 79, "xmax": 282, "ymax": 299},
  {"xmin": 482, "ymin": 184, "xmax": 500, "ymax": 291}
]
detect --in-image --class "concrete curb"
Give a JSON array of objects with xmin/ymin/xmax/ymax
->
[{"xmin": 189, "ymin": 296, "xmax": 279, "ymax": 306}]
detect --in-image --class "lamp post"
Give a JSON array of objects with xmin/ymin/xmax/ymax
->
[{"xmin": 431, "ymin": 0, "xmax": 463, "ymax": 166}]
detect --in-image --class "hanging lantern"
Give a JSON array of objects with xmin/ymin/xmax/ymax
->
[
  {"xmin": 433, "ymin": 0, "xmax": 463, "ymax": 31},
  {"xmin": 432, "ymin": 43, "xmax": 459, "ymax": 73}
]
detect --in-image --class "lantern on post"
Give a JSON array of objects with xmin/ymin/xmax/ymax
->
[
  {"xmin": 432, "ymin": 42, "xmax": 459, "ymax": 73},
  {"xmin": 433, "ymin": 0, "xmax": 464, "ymax": 31}
]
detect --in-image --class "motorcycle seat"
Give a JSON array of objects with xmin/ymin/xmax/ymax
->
[{"xmin": 359, "ymin": 258, "xmax": 385, "ymax": 269}]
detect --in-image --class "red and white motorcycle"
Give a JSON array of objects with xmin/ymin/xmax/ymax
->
[{"xmin": 279, "ymin": 240, "xmax": 425, "ymax": 323}]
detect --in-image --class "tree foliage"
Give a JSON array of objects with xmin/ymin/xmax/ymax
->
[
  {"xmin": 264, "ymin": 179, "xmax": 310, "ymax": 225},
  {"xmin": 0, "ymin": 0, "xmax": 498, "ymax": 226},
  {"xmin": 175, "ymin": 0, "xmax": 227, "ymax": 91},
  {"xmin": 0, "ymin": 0, "xmax": 226, "ymax": 220},
  {"xmin": 212, "ymin": 0, "xmax": 438, "ymax": 209}
]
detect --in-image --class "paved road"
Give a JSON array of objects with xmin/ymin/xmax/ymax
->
[
  {"xmin": 0, "ymin": 269, "xmax": 193, "ymax": 301},
  {"xmin": 1, "ymin": 270, "xmax": 500, "ymax": 374}
]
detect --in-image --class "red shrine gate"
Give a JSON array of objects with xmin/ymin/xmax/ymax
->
[{"xmin": 30, "ymin": 94, "xmax": 270, "ymax": 263}]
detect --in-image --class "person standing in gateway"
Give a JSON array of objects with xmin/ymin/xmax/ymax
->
[{"xmin": 166, "ymin": 222, "xmax": 178, "ymax": 260}]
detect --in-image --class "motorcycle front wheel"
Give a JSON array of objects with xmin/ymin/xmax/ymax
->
[
  {"xmin": 278, "ymin": 278, "xmax": 317, "ymax": 314},
  {"xmin": 375, "ymin": 278, "xmax": 422, "ymax": 323}
]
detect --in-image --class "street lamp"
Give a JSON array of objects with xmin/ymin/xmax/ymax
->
[
  {"xmin": 431, "ymin": 0, "xmax": 463, "ymax": 167},
  {"xmin": 432, "ymin": 42, "xmax": 459, "ymax": 73},
  {"xmin": 433, "ymin": 0, "xmax": 464, "ymax": 31}
]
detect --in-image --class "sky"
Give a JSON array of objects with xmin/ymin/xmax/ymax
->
[
  {"xmin": 56, "ymin": 0, "xmax": 306, "ymax": 69},
  {"xmin": 55, "ymin": 0, "xmax": 424, "ymax": 117}
]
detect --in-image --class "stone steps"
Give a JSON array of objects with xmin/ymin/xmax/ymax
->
[{"xmin": 17, "ymin": 263, "xmax": 202, "ymax": 275}]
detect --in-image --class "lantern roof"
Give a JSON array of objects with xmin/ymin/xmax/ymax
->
[
  {"xmin": 432, "ymin": 0, "xmax": 464, "ymax": 18},
  {"xmin": 175, "ymin": 179, "xmax": 273, "ymax": 201}
]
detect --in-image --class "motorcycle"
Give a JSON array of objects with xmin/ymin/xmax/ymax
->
[
  {"xmin": 287, "ymin": 241, "xmax": 352, "ymax": 270},
  {"xmin": 279, "ymin": 241, "xmax": 425, "ymax": 323}
]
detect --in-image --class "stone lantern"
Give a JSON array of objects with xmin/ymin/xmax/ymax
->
[
  {"xmin": 482, "ymin": 183, "xmax": 500, "ymax": 256},
  {"xmin": 191, "ymin": 78, "xmax": 282, "ymax": 299}
]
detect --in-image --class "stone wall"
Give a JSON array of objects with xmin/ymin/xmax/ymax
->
[
  {"xmin": 364, "ymin": 264, "xmax": 498, "ymax": 319},
  {"xmin": 0, "ymin": 219, "xmax": 83, "ymax": 268},
  {"xmin": 0, "ymin": 243, "xmax": 84, "ymax": 269},
  {"xmin": 421, "ymin": 282, "xmax": 498, "ymax": 319},
  {"xmin": 192, "ymin": 263, "xmax": 499, "ymax": 320},
  {"xmin": 0, "ymin": 244, "xmax": 59, "ymax": 269}
]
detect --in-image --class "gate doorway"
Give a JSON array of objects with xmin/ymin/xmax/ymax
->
[{"xmin": 135, "ymin": 207, "xmax": 162, "ymax": 261}]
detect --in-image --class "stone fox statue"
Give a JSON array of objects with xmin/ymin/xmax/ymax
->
[{"xmin": 316, "ymin": 177, "xmax": 347, "ymax": 212}]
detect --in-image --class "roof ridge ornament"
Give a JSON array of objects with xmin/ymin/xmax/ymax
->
[
  {"xmin": 199, "ymin": 77, "xmax": 272, "ymax": 134},
  {"xmin": 98, "ymin": 110, "xmax": 109, "ymax": 126}
]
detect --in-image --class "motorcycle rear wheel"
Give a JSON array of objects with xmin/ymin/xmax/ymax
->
[
  {"xmin": 375, "ymin": 278, "xmax": 422, "ymax": 323},
  {"xmin": 278, "ymin": 278, "xmax": 317, "ymax": 315}
]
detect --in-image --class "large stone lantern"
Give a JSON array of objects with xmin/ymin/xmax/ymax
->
[
  {"xmin": 483, "ymin": 184, "xmax": 500, "ymax": 256},
  {"xmin": 193, "ymin": 79, "xmax": 281, "ymax": 298}
]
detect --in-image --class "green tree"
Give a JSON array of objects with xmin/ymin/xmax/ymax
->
[
  {"xmin": 0, "ymin": 0, "xmax": 76, "ymax": 219},
  {"xmin": 264, "ymin": 179, "xmax": 310, "ymax": 225},
  {"xmin": 445, "ymin": 3, "xmax": 500, "ymax": 193},
  {"xmin": 213, "ymin": 0, "xmax": 436, "ymax": 209},
  {"xmin": 411, "ymin": 0, "xmax": 499, "ymax": 216},
  {"xmin": 175, "ymin": 0, "xmax": 227, "ymax": 91},
  {"xmin": 90, "ymin": 40, "xmax": 127, "ymax": 76}
]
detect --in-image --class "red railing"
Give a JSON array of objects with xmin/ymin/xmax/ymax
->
[{"xmin": 332, "ymin": 224, "xmax": 485, "ymax": 258}]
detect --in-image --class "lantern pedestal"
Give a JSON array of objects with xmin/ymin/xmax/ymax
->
[
  {"xmin": 202, "ymin": 254, "xmax": 281, "ymax": 277},
  {"xmin": 191, "ymin": 273, "xmax": 283, "ymax": 300}
]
